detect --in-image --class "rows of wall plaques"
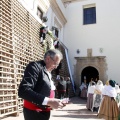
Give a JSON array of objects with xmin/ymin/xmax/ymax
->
[
  {"xmin": 0, "ymin": 0, "xmax": 18, "ymax": 117},
  {"xmin": 0, "ymin": 0, "xmax": 45, "ymax": 117},
  {"xmin": 11, "ymin": 0, "xmax": 44, "ymax": 112}
]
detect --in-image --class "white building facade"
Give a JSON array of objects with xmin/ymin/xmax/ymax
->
[
  {"xmin": 63, "ymin": 0, "xmax": 120, "ymax": 86},
  {"xmin": 18, "ymin": 0, "xmax": 120, "ymax": 86}
]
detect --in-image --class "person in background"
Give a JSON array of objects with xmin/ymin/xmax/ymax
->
[
  {"xmin": 88, "ymin": 78, "xmax": 94, "ymax": 87},
  {"xmin": 105, "ymin": 80, "xmax": 109, "ymax": 86},
  {"xmin": 94, "ymin": 78, "xmax": 98, "ymax": 84},
  {"xmin": 80, "ymin": 79, "xmax": 88, "ymax": 99},
  {"xmin": 98, "ymin": 80, "xmax": 118, "ymax": 120},
  {"xmin": 115, "ymin": 83, "xmax": 119, "ymax": 92},
  {"xmin": 53, "ymin": 37, "xmax": 59, "ymax": 49},
  {"xmin": 18, "ymin": 49, "xmax": 65, "ymax": 120},
  {"xmin": 86, "ymin": 81, "xmax": 96, "ymax": 111},
  {"xmin": 115, "ymin": 83, "xmax": 120, "ymax": 106},
  {"xmin": 56, "ymin": 76, "xmax": 67, "ymax": 99},
  {"xmin": 40, "ymin": 26, "xmax": 48, "ymax": 44},
  {"xmin": 65, "ymin": 77, "xmax": 71, "ymax": 98},
  {"xmin": 92, "ymin": 80, "xmax": 104, "ymax": 112},
  {"xmin": 55, "ymin": 62, "xmax": 62, "ymax": 80}
]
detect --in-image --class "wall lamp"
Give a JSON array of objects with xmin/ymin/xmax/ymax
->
[
  {"xmin": 76, "ymin": 49, "xmax": 80, "ymax": 54},
  {"xmin": 42, "ymin": 16, "xmax": 48, "ymax": 22},
  {"xmin": 99, "ymin": 48, "xmax": 103, "ymax": 53}
]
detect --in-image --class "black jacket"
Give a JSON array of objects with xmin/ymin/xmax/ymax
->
[{"xmin": 18, "ymin": 60, "xmax": 51, "ymax": 108}]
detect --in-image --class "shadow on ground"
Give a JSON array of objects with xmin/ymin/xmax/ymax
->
[
  {"xmin": 52, "ymin": 97, "xmax": 99, "ymax": 119},
  {"xmin": 52, "ymin": 114, "xmax": 98, "ymax": 119}
]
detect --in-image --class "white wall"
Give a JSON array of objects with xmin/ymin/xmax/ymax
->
[
  {"xmin": 64, "ymin": 0, "xmax": 120, "ymax": 84},
  {"xmin": 19, "ymin": 0, "xmax": 64, "ymax": 42},
  {"xmin": 56, "ymin": 0, "xmax": 66, "ymax": 17}
]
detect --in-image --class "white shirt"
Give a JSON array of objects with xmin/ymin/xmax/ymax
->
[
  {"xmin": 87, "ymin": 85, "xmax": 95, "ymax": 97},
  {"xmin": 42, "ymin": 68, "xmax": 56, "ymax": 105},
  {"xmin": 80, "ymin": 83, "xmax": 87, "ymax": 91},
  {"xmin": 102, "ymin": 85, "xmax": 117, "ymax": 98},
  {"xmin": 88, "ymin": 85, "xmax": 96, "ymax": 94},
  {"xmin": 95, "ymin": 84, "xmax": 104, "ymax": 93}
]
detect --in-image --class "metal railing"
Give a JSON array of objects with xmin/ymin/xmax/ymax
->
[{"xmin": 59, "ymin": 41, "xmax": 75, "ymax": 93}]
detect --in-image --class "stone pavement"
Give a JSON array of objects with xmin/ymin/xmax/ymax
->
[{"xmin": 2, "ymin": 97, "xmax": 104, "ymax": 120}]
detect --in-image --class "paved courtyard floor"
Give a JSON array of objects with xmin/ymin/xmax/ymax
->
[{"xmin": 2, "ymin": 97, "xmax": 104, "ymax": 120}]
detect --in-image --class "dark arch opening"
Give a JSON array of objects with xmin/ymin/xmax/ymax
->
[{"xmin": 81, "ymin": 66, "xmax": 99, "ymax": 84}]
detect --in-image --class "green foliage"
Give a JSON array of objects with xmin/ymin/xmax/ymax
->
[{"xmin": 47, "ymin": 30, "xmax": 54, "ymax": 38}]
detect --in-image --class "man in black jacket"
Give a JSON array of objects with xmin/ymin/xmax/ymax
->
[{"xmin": 18, "ymin": 49, "xmax": 65, "ymax": 120}]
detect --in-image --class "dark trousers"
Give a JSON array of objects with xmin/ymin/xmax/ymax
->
[
  {"xmin": 40, "ymin": 33, "xmax": 46, "ymax": 40},
  {"xmin": 23, "ymin": 107, "xmax": 50, "ymax": 120},
  {"xmin": 57, "ymin": 91, "xmax": 66, "ymax": 99},
  {"xmin": 66, "ymin": 90, "xmax": 69, "ymax": 97}
]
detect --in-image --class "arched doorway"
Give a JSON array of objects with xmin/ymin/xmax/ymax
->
[
  {"xmin": 81, "ymin": 66, "xmax": 99, "ymax": 84},
  {"xmin": 74, "ymin": 56, "xmax": 107, "ymax": 89}
]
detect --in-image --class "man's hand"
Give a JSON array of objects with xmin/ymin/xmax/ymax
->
[{"xmin": 47, "ymin": 98, "xmax": 65, "ymax": 109}]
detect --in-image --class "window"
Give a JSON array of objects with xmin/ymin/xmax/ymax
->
[
  {"xmin": 55, "ymin": 29, "xmax": 59, "ymax": 38},
  {"xmin": 37, "ymin": 7, "xmax": 43, "ymax": 20},
  {"xmin": 83, "ymin": 7, "xmax": 96, "ymax": 25}
]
